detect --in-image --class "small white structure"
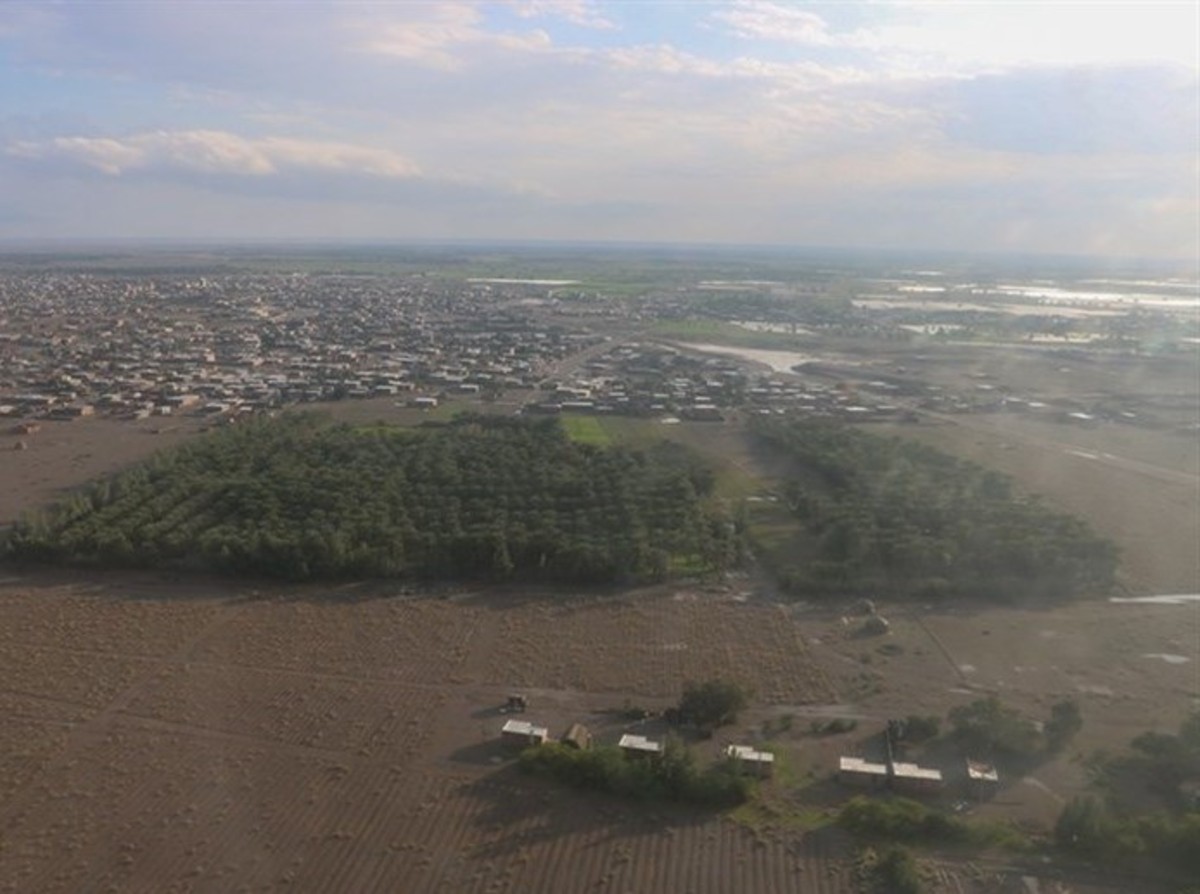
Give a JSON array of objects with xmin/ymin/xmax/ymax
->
[
  {"xmin": 618, "ymin": 733, "xmax": 662, "ymax": 758},
  {"xmin": 838, "ymin": 756, "xmax": 889, "ymax": 788},
  {"xmin": 501, "ymin": 719, "xmax": 548, "ymax": 747},
  {"xmin": 966, "ymin": 759, "xmax": 1000, "ymax": 798},
  {"xmin": 726, "ymin": 745, "xmax": 775, "ymax": 778},
  {"xmin": 891, "ymin": 761, "xmax": 944, "ymax": 794}
]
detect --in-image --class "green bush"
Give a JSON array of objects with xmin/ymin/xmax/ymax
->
[
  {"xmin": 518, "ymin": 739, "xmax": 751, "ymax": 807},
  {"xmin": 678, "ymin": 679, "xmax": 750, "ymax": 729},
  {"xmin": 839, "ymin": 796, "xmax": 970, "ymax": 845},
  {"xmin": 874, "ymin": 845, "xmax": 924, "ymax": 894}
]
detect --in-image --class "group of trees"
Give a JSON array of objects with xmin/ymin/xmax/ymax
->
[
  {"xmin": 752, "ymin": 416, "xmax": 1118, "ymax": 601},
  {"xmin": 6, "ymin": 413, "xmax": 740, "ymax": 584},
  {"xmin": 948, "ymin": 696, "xmax": 1082, "ymax": 759},
  {"xmin": 1057, "ymin": 713, "xmax": 1200, "ymax": 877},
  {"xmin": 518, "ymin": 738, "xmax": 752, "ymax": 807}
]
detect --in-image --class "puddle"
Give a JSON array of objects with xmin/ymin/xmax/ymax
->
[
  {"xmin": 1143, "ymin": 653, "xmax": 1190, "ymax": 665},
  {"xmin": 1110, "ymin": 594, "xmax": 1200, "ymax": 605}
]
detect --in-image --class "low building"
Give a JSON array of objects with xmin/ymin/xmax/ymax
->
[
  {"xmin": 500, "ymin": 719, "xmax": 548, "ymax": 748},
  {"xmin": 618, "ymin": 733, "xmax": 662, "ymax": 758},
  {"xmin": 966, "ymin": 760, "xmax": 999, "ymax": 799},
  {"xmin": 838, "ymin": 756, "xmax": 889, "ymax": 788},
  {"xmin": 561, "ymin": 723, "xmax": 592, "ymax": 750},
  {"xmin": 726, "ymin": 744, "xmax": 774, "ymax": 778},
  {"xmin": 891, "ymin": 761, "xmax": 944, "ymax": 795}
]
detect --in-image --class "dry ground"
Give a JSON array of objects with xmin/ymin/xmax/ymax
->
[
  {"xmin": 0, "ymin": 573, "xmax": 860, "ymax": 894},
  {"xmin": 0, "ymin": 572, "xmax": 1187, "ymax": 893},
  {"xmin": 0, "ymin": 415, "xmax": 209, "ymax": 527}
]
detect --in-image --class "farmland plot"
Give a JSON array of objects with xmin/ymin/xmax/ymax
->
[
  {"xmin": 190, "ymin": 598, "xmax": 483, "ymax": 685},
  {"xmin": 119, "ymin": 663, "xmax": 448, "ymax": 761},
  {"xmin": 484, "ymin": 595, "xmax": 836, "ymax": 703},
  {"xmin": 0, "ymin": 584, "xmax": 225, "ymax": 657},
  {"xmin": 0, "ymin": 719, "xmax": 366, "ymax": 893},
  {"xmin": 271, "ymin": 770, "xmax": 859, "ymax": 894}
]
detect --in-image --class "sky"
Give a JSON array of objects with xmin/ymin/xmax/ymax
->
[{"xmin": 0, "ymin": 1, "xmax": 1197, "ymax": 260}]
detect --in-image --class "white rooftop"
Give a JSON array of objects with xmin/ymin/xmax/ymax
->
[
  {"xmin": 966, "ymin": 760, "xmax": 999, "ymax": 782},
  {"xmin": 618, "ymin": 734, "xmax": 662, "ymax": 753},
  {"xmin": 892, "ymin": 761, "xmax": 943, "ymax": 781},
  {"xmin": 839, "ymin": 756, "xmax": 888, "ymax": 775},
  {"xmin": 501, "ymin": 719, "xmax": 548, "ymax": 738},
  {"xmin": 726, "ymin": 745, "xmax": 775, "ymax": 764}
]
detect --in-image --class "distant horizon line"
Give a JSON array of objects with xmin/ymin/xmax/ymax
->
[{"xmin": 0, "ymin": 236, "xmax": 1195, "ymax": 273}]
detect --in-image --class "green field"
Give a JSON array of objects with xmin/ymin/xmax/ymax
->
[{"xmin": 560, "ymin": 414, "xmax": 614, "ymax": 445}]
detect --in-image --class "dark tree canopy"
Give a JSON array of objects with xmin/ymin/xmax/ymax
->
[
  {"xmin": 6, "ymin": 413, "xmax": 738, "ymax": 585},
  {"xmin": 752, "ymin": 416, "xmax": 1118, "ymax": 601},
  {"xmin": 677, "ymin": 679, "xmax": 750, "ymax": 729}
]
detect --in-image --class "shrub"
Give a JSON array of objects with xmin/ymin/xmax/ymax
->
[{"xmin": 678, "ymin": 679, "xmax": 750, "ymax": 729}]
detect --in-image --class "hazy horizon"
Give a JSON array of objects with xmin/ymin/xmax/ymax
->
[{"xmin": 2, "ymin": 2, "xmax": 1197, "ymax": 260}]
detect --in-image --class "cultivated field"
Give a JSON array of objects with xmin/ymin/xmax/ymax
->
[
  {"xmin": 0, "ymin": 571, "xmax": 1186, "ymax": 892},
  {"xmin": 0, "ymin": 574, "xmax": 858, "ymax": 893},
  {"xmin": 0, "ymin": 415, "xmax": 209, "ymax": 528}
]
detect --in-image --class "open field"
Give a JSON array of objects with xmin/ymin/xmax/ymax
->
[
  {"xmin": 0, "ymin": 573, "xmax": 859, "ymax": 893},
  {"xmin": 0, "ymin": 572, "xmax": 1190, "ymax": 892},
  {"xmin": 0, "ymin": 415, "xmax": 209, "ymax": 528},
  {"xmin": 559, "ymin": 413, "xmax": 613, "ymax": 445}
]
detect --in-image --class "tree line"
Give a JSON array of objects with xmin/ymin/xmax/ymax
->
[
  {"xmin": 6, "ymin": 413, "xmax": 740, "ymax": 584},
  {"xmin": 751, "ymin": 416, "xmax": 1118, "ymax": 601}
]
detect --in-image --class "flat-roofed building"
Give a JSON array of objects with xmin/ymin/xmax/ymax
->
[
  {"xmin": 500, "ymin": 719, "xmax": 548, "ymax": 748},
  {"xmin": 726, "ymin": 745, "xmax": 775, "ymax": 778},
  {"xmin": 838, "ymin": 756, "xmax": 889, "ymax": 788},
  {"xmin": 966, "ymin": 760, "xmax": 1000, "ymax": 799},
  {"xmin": 618, "ymin": 734, "xmax": 662, "ymax": 758},
  {"xmin": 891, "ymin": 761, "xmax": 944, "ymax": 795}
]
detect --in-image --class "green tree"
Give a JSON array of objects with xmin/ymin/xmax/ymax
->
[
  {"xmin": 1045, "ymin": 698, "xmax": 1083, "ymax": 752},
  {"xmin": 678, "ymin": 679, "xmax": 750, "ymax": 729},
  {"xmin": 949, "ymin": 696, "xmax": 1041, "ymax": 757}
]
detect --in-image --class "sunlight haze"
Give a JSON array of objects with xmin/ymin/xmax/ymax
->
[{"xmin": 1, "ymin": 0, "xmax": 1196, "ymax": 259}]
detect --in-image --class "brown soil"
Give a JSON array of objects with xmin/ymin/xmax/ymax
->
[{"xmin": 0, "ymin": 571, "xmax": 1186, "ymax": 892}]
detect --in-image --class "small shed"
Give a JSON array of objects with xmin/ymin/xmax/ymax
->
[
  {"xmin": 838, "ymin": 756, "xmax": 889, "ymax": 789},
  {"xmin": 500, "ymin": 719, "xmax": 548, "ymax": 748},
  {"xmin": 618, "ymin": 733, "xmax": 662, "ymax": 759},
  {"xmin": 726, "ymin": 744, "xmax": 775, "ymax": 778},
  {"xmin": 561, "ymin": 723, "xmax": 592, "ymax": 750},
  {"xmin": 966, "ymin": 759, "xmax": 1000, "ymax": 799}
]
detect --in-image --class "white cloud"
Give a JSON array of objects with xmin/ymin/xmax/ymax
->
[
  {"xmin": 710, "ymin": 1, "xmax": 843, "ymax": 46},
  {"xmin": 8, "ymin": 130, "xmax": 421, "ymax": 178},
  {"xmin": 507, "ymin": 0, "xmax": 614, "ymax": 30},
  {"xmin": 357, "ymin": 3, "xmax": 554, "ymax": 70}
]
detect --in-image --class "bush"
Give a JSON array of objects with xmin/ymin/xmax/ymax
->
[
  {"xmin": 874, "ymin": 845, "xmax": 924, "ymax": 894},
  {"xmin": 839, "ymin": 796, "xmax": 970, "ymax": 845},
  {"xmin": 518, "ymin": 739, "xmax": 752, "ymax": 808},
  {"xmin": 948, "ymin": 696, "xmax": 1040, "ymax": 758},
  {"xmin": 1045, "ymin": 699, "xmax": 1083, "ymax": 752},
  {"xmin": 678, "ymin": 679, "xmax": 750, "ymax": 729},
  {"xmin": 902, "ymin": 715, "xmax": 941, "ymax": 743}
]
